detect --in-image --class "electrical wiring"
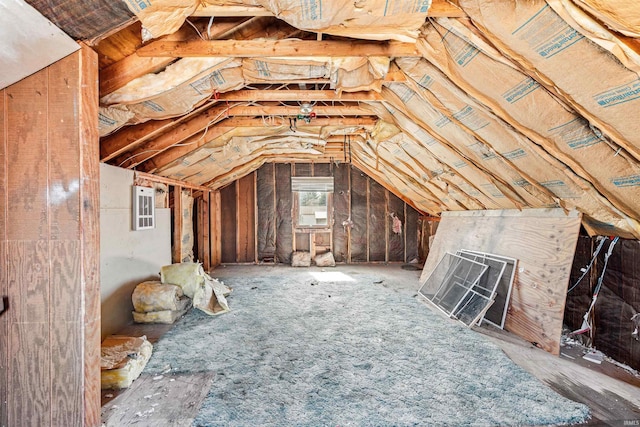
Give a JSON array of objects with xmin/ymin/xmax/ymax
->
[{"xmin": 567, "ymin": 237, "xmax": 608, "ymax": 293}]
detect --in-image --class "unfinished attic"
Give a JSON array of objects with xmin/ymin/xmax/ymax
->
[{"xmin": 2, "ymin": 0, "xmax": 640, "ymax": 424}]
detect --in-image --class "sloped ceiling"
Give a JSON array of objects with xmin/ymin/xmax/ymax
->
[{"xmin": 26, "ymin": 0, "xmax": 640, "ymax": 238}]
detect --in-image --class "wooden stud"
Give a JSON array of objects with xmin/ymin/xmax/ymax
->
[
  {"xmin": 347, "ymin": 165, "xmax": 352, "ymax": 264},
  {"xmin": 134, "ymin": 171, "xmax": 212, "ymax": 193},
  {"xmin": 217, "ymin": 90, "xmax": 383, "ymax": 102},
  {"xmin": 172, "ymin": 186, "xmax": 183, "ymax": 263},
  {"xmin": 254, "ymin": 171, "xmax": 259, "ymax": 264},
  {"xmin": 385, "ymin": 189, "xmax": 390, "ymax": 264},
  {"xmin": 366, "ymin": 176, "xmax": 370, "ymax": 263}
]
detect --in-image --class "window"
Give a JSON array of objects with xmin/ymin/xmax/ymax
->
[
  {"xmin": 298, "ymin": 191, "xmax": 328, "ymax": 226},
  {"xmin": 132, "ymin": 185, "xmax": 155, "ymax": 230},
  {"xmin": 291, "ymin": 177, "xmax": 333, "ymax": 229}
]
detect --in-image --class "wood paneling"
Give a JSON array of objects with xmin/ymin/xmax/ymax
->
[
  {"xmin": 9, "ymin": 322, "xmax": 50, "ymax": 425},
  {"xmin": 421, "ymin": 209, "xmax": 582, "ymax": 355},
  {"xmin": 220, "ymin": 184, "xmax": 237, "ymax": 263},
  {"xmin": 237, "ymin": 173, "xmax": 256, "ymax": 263},
  {"xmin": 48, "ymin": 53, "xmax": 80, "ymax": 241},
  {"xmin": 6, "ymin": 72, "xmax": 49, "ymax": 241},
  {"xmin": 7, "ymin": 240, "xmax": 49, "ymax": 323},
  {"xmin": 1, "ymin": 47, "xmax": 101, "ymax": 425},
  {"xmin": 79, "ymin": 44, "xmax": 101, "ymax": 427},
  {"xmin": 0, "ymin": 241, "xmax": 7, "ymax": 427}
]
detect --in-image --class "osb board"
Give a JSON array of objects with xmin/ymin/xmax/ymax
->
[
  {"xmin": 420, "ymin": 208, "xmax": 582, "ymax": 355},
  {"xmin": 101, "ymin": 372, "xmax": 215, "ymax": 426}
]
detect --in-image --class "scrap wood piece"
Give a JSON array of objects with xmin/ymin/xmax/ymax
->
[{"xmin": 101, "ymin": 335, "xmax": 153, "ymax": 389}]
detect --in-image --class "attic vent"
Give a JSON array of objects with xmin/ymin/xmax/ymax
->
[
  {"xmin": 132, "ymin": 186, "xmax": 155, "ymax": 230},
  {"xmin": 291, "ymin": 177, "xmax": 334, "ymax": 192}
]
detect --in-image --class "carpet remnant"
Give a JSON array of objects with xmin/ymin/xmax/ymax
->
[{"xmin": 143, "ymin": 267, "xmax": 590, "ymax": 427}]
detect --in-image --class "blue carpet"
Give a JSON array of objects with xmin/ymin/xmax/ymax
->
[{"xmin": 144, "ymin": 266, "xmax": 589, "ymax": 426}]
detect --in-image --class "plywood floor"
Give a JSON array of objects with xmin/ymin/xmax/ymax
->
[{"xmin": 102, "ymin": 264, "xmax": 640, "ymax": 426}]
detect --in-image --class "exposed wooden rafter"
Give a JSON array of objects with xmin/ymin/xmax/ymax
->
[
  {"xmin": 191, "ymin": 0, "xmax": 465, "ymax": 18},
  {"xmin": 137, "ymin": 39, "xmax": 421, "ymax": 57},
  {"xmin": 217, "ymin": 90, "xmax": 384, "ymax": 102}
]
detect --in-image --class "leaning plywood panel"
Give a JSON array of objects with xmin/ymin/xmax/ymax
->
[
  {"xmin": 460, "ymin": 0, "xmax": 640, "ymax": 162},
  {"xmin": 419, "ymin": 18, "xmax": 640, "ymax": 229},
  {"xmin": 420, "ymin": 208, "xmax": 582, "ymax": 355},
  {"xmin": 396, "ymin": 56, "xmax": 640, "ymax": 238}
]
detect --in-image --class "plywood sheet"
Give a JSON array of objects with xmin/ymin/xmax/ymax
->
[
  {"xmin": 420, "ymin": 208, "xmax": 582, "ymax": 354},
  {"xmin": 101, "ymin": 372, "xmax": 215, "ymax": 426},
  {"xmin": 6, "ymin": 71, "xmax": 49, "ymax": 241}
]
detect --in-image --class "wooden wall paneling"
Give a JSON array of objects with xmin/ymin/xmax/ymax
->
[
  {"xmin": 420, "ymin": 209, "xmax": 582, "ymax": 355},
  {"xmin": 172, "ymin": 186, "xmax": 183, "ymax": 263},
  {"xmin": 275, "ymin": 163, "xmax": 293, "ymax": 264},
  {"xmin": 237, "ymin": 173, "xmax": 256, "ymax": 263},
  {"xmin": 78, "ymin": 45, "xmax": 101, "ymax": 427},
  {"xmin": 0, "ymin": 90, "xmax": 6, "ymax": 427},
  {"xmin": 210, "ymin": 191, "xmax": 222, "ymax": 267},
  {"xmin": 50, "ymin": 241, "xmax": 82, "ymax": 427},
  {"xmin": 220, "ymin": 183, "xmax": 237, "ymax": 263},
  {"xmin": 48, "ymin": 53, "xmax": 80, "ymax": 241},
  {"xmin": 9, "ymin": 322, "xmax": 50, "ymax": 425},
  {"xmin": 350, "ymin": 166, "xmax": 368, "ymax": 262},
  {"xmin": 405, "ymin": 204, "xmax": 420, "ymax": 263},
  {"xmin": 0, "ymin": 88, "xmax": 5, "ymax": 241},
  {"xmin": 387, "ymin": 192, "xmax": 405, "ymax": 262},
  {"xmin": 256, "ymin": 164, "xmax": 276, "ymax": 261},
  {"xmin": 6, "ymin": 72, "xmax": 48, "ymax": 241},
  {"xmin": 0, "ymin": 241, "xmax": 6, "ymax": 427},
  {"xmin": 368, "ymin": 179, "xmax": 386, "ymax": 262},
  {"xmin": 7, "ymin": 241, "xmax": 50, "ymax": 425},
  {"xmin": 332, "ymin": 164, "xmax": 349, "ymax": 263},
  {"xmin": 202, "ymin": 192, "xmax": 211, "ymax": 270}
]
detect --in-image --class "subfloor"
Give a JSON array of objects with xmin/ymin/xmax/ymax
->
[{"xmin": 102, "ymin": 264, "xmax": 640, "ymax": 426}]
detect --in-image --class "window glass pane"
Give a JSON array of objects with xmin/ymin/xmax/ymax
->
[{"xmin": 298, "ymin": 191, "xmax": 328, "ymax": 226}]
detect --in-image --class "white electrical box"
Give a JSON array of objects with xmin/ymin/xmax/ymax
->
[{"xmin": 132, "ymin": 186, "xmax": 155, "ymax": 230}]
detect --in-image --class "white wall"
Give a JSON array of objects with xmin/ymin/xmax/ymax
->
[{"xmin": 100, "ymin": 163, "xmax": 171, "ymax": 339}]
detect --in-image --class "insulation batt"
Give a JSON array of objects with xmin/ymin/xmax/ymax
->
[
  {"xmin": 123, "ymin": 0, "xmax": 433, "ymax": 42},
  {"xmin": 101, "ymin": 336, "xmax": 153, "ymax": 389},
  {"xmin": 131, "ymin": 280, "xmax": 184, "ymax": 312}
]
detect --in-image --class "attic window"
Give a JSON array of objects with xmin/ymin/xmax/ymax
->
[
  {"xmin": 132, "ymin": 186, "xmax": 155, "ymax": 230},
  {"xmin": 292, "ymin": 177, "xmax": 334, "ymax": 228}
]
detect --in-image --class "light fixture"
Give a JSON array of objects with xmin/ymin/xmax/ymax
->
[{"xmin": 300, "ymin": 102, "xmax": 313, "ymax": 115}]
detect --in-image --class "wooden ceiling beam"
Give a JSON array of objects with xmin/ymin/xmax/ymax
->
[
  {"xmin": 117, "ymin": 116, "xmax": 375, "ymax": 170},
  {"xmin": 100, "ymin": 102, "xmax": 374, "ymax": 161},
  {"xmin": 137, "ymin": 39, "xmax": 421, "ymax": 57},
  {"xmin": 218, "ymin": 90, "xmax": 383, "ymax": 101},
  {"xmin": 192, "ymin": 0, "xmax": 464, "ymax": 18}
]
